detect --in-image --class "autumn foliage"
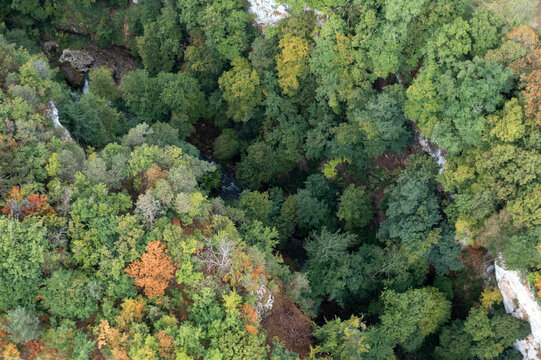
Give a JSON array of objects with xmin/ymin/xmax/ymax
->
[
  {"xmin": 97, "ymin": 319, "xmax": 129, "ymax": 360},
  {"xmin": 22, "ymin": 340, "xmax": 57, "ymax": 360},
  {"xmin": 143, "ymin": 164, "xmax": 167, "ymax": 190},
  {"xmin": 241, "ymin": 303, "xmax": 259, "ymax": 335},
  {"xmin": 125, "ymin": 240, "xmax": 176, "ymax": 299},
  {"xmin": 1, "ymin": 187, "xmax": 53, "ymax": 220},
  {"xmin": 156, "ymin": 330, "xmax": 175, "ymax": 359},
  {"xmin": 506, "ymin": 27, "xmax": 541, "ymax": 126}
]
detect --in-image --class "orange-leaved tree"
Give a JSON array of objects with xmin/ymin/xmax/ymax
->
[
  {"xmin": 125, "ymin": 240, "xmax": 176, "ymax": 299},
  {"xmin": 1, "ymin": 187, "xmax": 53, "ymax": 220}
]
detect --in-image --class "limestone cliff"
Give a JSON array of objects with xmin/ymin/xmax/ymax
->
[{"xmin": 495, "ymin": 262, "xmax": 541, "ymax": 359}]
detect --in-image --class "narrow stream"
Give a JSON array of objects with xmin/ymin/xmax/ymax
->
[
  {"xmin": 200, "ymin": 155, "xmax": 243, "ymax": 201},
  {"xmin": 219, "ymin": 166, "xmax": 242, "ymax": 201}
]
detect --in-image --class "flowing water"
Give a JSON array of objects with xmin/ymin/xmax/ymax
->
[
  {"xmin": 82, "ymin": 73, "xmax": 89, "ymax": 94},
  {"xmin": 47, "ymin": 100, "xmax": 71, "ymax": 140},
  {"xmin": 200, "ymin": 155, "xmax": 242, "ymax": 201},
  {"xmin": 219, "ymin": 166, "xmax": 242, "ymax": 201}
]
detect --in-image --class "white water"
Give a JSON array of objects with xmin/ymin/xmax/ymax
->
[
  {"xmin": 395, "ymin": 72, "xmax": 403, "ymax": 84},
  {"xmin": 495, "ymin": 261, "xmax": 541, "ymax": 360},
  {"xmin": 47, "ymin": 101, "xmax": 71, "ymax": 140},
  {"xmin": 83, "ymin": 77, "xmax": 89, "ymax": 94}
]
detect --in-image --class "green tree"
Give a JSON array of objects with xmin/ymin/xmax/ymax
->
[
  {"xmin": 40, "ymin": 269, "xmax": 101, "ymax": 320},
  {"xmin": 179, "ymin": 0, "xmax": 255, "ymax": 62},
  {"xmin": 136, "ymin": 8, "xmax": 183, "ymax": 74},
  {"xmin": 89, "ymin": 67, "xmax": 120, "ymax": 100},
  {"xmin": 378, "ymin": 155, "xmax": 441, "ymax": 252},
  {"xmin": 304, "ymin": 229, "xmax": 384, "ymax": 306},
  {"xmin": 237, "ymin": 141, "xmax": 279, "ymax": 188},
  {"xmin": 238, "ymin": 190, "xmax": 272, "ymax": 226},
  {"xmin": 64, "ymin": 93, "xmax": 125, "ymax": 148},
  {"xmin": 121, "ymin": 70, "xmax": 169, "ymax": 124},
  {"xmin": 219, "ymin": 57, "xmax": 263, "ymax": 122},
  {"xmin": 0, "ymin": 217, "xmax": 47, "ymax": 311},
  {"xmin": 249, "ymin": 36, "xmax": 279, "ymax": 76},
  {"xmin": 213, "ymin": 129, "xmax": 241, "ymax": 161},
  {"xmin": 470, "ymin": 8, "xmax": 503, "ymax": 57},
  {"xmin": 5, "ymin": 307, "xmax": 41, "ymax": 343},
  {"xmin": 337, "ymin": 185, "xmax": 374, "ymax": 231},
  {"xmin": 309, "ymin": 15, "xmax": 371, "ymax": 113},
  {"xmin": 0, "ymin": 36, "xmax": 17, "ymax": 86},
  {"xmin": 304, "ymin": 229, "xmax": 357, "ymax": 305},
  {"xmin": 426, "ymin": 225, "xmax": 464, "ymax": 275},
  {"xmin": 313, "ymin": 316, "xmax": 369, "ymax": 360},
  {"xmin": 352, "ymin": 90, "xmax": 412, "ymax": 158},
  {"xmin": 500, "ymin": 226, "xmax": 541, "ymax": 271},
  {"xmin": 435, "ymin": 308, "xmax": 530, "ymax": 360},
  {"xmin": 160, "ymin": 71, "xmax": 205, "ymax": 138},
  {"xmin": 427, "ymin": 17, "xmax": 471, "ymax": 66},
  {"xmin": 275, "ymin": 195, "xmax": 298, "ymax": 241},
  {"xmin": 406, "ymin": 58, "xmax": 514, "ymax": 153},
  {"xmin": 295, "ymin": 189, "xmax": 334, "ymax": 231},
  {"xmin": 380, "ymin": 287, "xmax": 451, "ymax": 352},
  {"xmin": 239, "ymin": 221, "xmax": 278, "ymax": 256}
]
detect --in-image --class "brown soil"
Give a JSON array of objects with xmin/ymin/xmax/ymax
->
[
  {"xmin": 172, "ymin": 217, "xmax": 212, "ymax": 238},
  {"xmin": 83, "ymin": 45, "xmax": 138, "ymax": 82},
  {"xmin": 261, "ymin": 288, "xmax": 313, "ymax": 358},
  {"xmin": 450, "ymin": 246, "xmax": 496, "ymax": 318},
  {"xmin": 187, "ymin": 121, "xmax": 221, "ymax": 158},
  {"xmin": 459, "ymin": 246, "xmax": 489, "ymax": 272},
  {"xmin": 372, "ymin": 150, "xmax": 411, "ymax": 172}
]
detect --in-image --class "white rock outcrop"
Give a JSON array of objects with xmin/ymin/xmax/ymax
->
[
  {"xmin": 495, "ymin": 262, "xmax": 541, "ymax": 359},
  {"xmin": 415, "ymin": 131, "xmax": 446, "ymax": 174},
  {"xmin": 248, "ymin": 0, "xmax": 289, "ymax": 29}
]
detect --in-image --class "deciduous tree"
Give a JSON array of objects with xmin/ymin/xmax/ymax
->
[{"xmin": 125, "ymin": 240, "xmax": 176, "ymax": 299}]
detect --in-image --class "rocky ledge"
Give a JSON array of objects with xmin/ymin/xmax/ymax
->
[
  {"xmin": 58, "ymin": 49, "xmax": 94, "ymax": 88},
  {"xmin": 495, "ymin": 262, "xmax": 541, "ymax": 359}
]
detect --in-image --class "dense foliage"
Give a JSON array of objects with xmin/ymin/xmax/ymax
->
[{"xmin": 0, "ymin": 0, "xmax": 539, "ymax": 359}]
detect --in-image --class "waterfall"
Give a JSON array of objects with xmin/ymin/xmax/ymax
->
[
  {"xmin": 415, "ymin": 131, "xmax": 446, "ymax": 174},
  {"xmin": 82, "ymin": 72, "xmax": 89, "ymax": 94},
  {"xmin": 47, "ymin": 101, "xmax": 71, "ymax": 140}
]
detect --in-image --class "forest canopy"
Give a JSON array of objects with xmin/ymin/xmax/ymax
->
[{"xmin": 0, "ymin": 0, "xmax": 539, "ymax": 359}]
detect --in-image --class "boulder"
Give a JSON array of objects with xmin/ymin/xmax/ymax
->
[{"xmin": 58, "ymin": 49, "xmax": 94, "ymax": 89}]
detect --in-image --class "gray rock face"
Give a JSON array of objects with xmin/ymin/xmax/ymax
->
[
  {"xmin": 59, "ymin": 49, "xmax": 94, "ymax": 72},
  {"xmin": 42, "ymin": 41, "xmax": 60, "ymax": 57},
  {"xmin": 58, "ymin": 49, "xmax": 94, "ymax": 89},
  {"xmin": 495, "ymin": 261, "xmax": 541, "ymax": 359}
]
